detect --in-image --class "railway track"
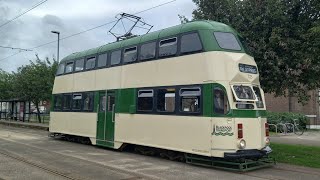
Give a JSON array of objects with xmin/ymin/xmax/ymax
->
[
  {"xmin": 0, "ymin": 126, "xmax": 319, "ymax": 180},
  {"xmin": 0, "ymin": 150, "xmax": 81, "ymax": 180}
]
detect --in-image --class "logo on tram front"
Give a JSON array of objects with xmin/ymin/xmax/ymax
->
[{"xmin": 212, "ymin": 125, "xmax": 233, "ymax": 136}]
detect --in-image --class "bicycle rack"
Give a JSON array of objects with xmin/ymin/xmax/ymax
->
[
  {"xmin": 268, "ymin": 124, "xmax": 277, "ymax": 134},
  {"xmin": 285, "ymin": 123, "xmax": 295, "ymax": 134}
]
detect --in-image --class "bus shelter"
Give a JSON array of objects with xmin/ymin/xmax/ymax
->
[{"xmin": 0, "ymin": 99, "xmax": 31, "ymax": 122}]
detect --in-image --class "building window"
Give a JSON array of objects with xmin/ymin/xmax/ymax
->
[
  {"xmin": 75, "ymin": 59, "xmax": 84, "ymax": 72},
  {"xmin": 97, "ymin": 53, "xmax": 108, "ymax": 68},
  {"xmin": 56, "ymin": 63, "xmax": 65, "ymax": 75},
  {"xmin": 137, "ymin": 89, "xmax": 154, "ymax": 111},
  {"xmin": 123, "ymin": 46, "xmax": 137, "ymax": 63},
  {"xmin": 140, "ymin": 41, "xmax": 156, "ymax": 61},
  {"xmin": 180, "ymin": 33, "xmax": 202, "ymax": 54},
  {"xmin": 83, "ymin": 92, "xmax": 94, "ymax": 111},
  {"xmin": 180, "ymin": 87, "xmax": 201, "ymax": 113},
  {"xmin": 86, "ymin": 57, "xmax": 96, "ymax": 70},
  {"xmin": 213, "ymin": 87, "xmax": 230, "ymax": 115},
  {"xmin": 53, "ymin": 95, "xmax": 62, "ymax": 110},
  {"xmin": 157, "ymin": 88, "xmax": 175, "ymax": 112},
  {"xmin": 65, "ymin": 62, "xmax": 74, "ymax": 73},
  {"xmin": 159, "ymin": 37, "xmax": 177, "ymax": 57},
  {"xmin": 213, "ymin": 32, "xmax": 241, "ymax": 50},
  {"xmin": 110, "ymin": 50, "xmax": 121, "ymax": 66},
  {"xmin": 62, "ymin": 94, "xmax": 72, "ymax": 110},
  {"xmin": 72, "ymin": 93, "xmax": 82, "ymax": 110}
]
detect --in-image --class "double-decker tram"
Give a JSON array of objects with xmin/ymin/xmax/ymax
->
[{"xmin": 50, "ymin": 20, "xmax": 273, "ymax": 171}]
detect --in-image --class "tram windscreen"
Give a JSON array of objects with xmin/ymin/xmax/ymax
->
[{"xmin": 232, "ymin": 85, "xmax": 256, "ymax": 100}]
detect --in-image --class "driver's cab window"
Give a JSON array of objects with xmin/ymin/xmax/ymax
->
[{"xmin": 214, "ymin": 87, "xmax": 230, "ymax": 115}]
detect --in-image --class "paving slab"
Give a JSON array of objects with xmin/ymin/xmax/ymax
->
[{"xmin": 0, "ymin": 120, "xmax": 48, "ymax": 131}]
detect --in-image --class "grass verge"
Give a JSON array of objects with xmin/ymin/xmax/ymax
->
[{"xmin": 270, "ymin": 143, "xmax": 320, "ymax": 168}]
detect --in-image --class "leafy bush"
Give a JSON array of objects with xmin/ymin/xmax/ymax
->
[{"xmin": 267, "ymin": 111, "xmax": 308, "ymax": 130}]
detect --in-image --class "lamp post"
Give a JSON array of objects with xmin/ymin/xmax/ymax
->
[{"xmin": 51, "ymin": 30, "xmax": 60, "ymax": 62}]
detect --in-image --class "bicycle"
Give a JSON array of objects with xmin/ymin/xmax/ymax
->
[{"xmin": 292, "ymin": 119, "xmax": 305, "ymax": 136}]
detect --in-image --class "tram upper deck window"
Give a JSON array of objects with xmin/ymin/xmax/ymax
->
[
  {"xmin": 159, "ymin": 37, "xmax": 177, "ymax": 57},
  {"xmin": 253, "ymin": 86, "xmax": 264, "ymax": 108},
  {"xmin": 123, "ymin": 46, "xmax": 137, "ymax": 63},
  {"xmin": 97, "ymin": 53, "xmax": 108, "ymax": 68},
  {"xmin": 137, "ymin": 90, "xmax": 153, "ymax": 111},
  {"xmin": 65, "ymin": 62, "xmax": 74, "ymax": 73},
  {"xmin": 213, "ymin": 87, "xmax": 230, "ymax": 115},
  {"xmin": 181, "ymin": 33, "xmax": 202, "ymax": 54},
  {"xmin": 56, "ymin": 63, "xmax": 65, "ymax": 75},
  {"xmin": 140, "ymin": 41, "xmax": 156, "ymax": 61},
  {"xmin": 110, "ymin": 50, "xmax": 121, "ymax": 66},
  {"xmin": 75, "ymin": 59, "xmax": 84, "ymax": 72},
  {"xmin": 86, "ymin": 57, "xmax": 96, "ymax": 70},
  {"xmin": 214, "ymin": 32, "xmax": 241, "ymax": 50},
  {"xmin": 180, "ymin": 87, "xmax": 201, "ymax": 113}
]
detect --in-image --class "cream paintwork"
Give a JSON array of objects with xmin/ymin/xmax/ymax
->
[
  {"xmin": 115, "ymin": 114, "xmax": 212, "ymax": 156},
  {"xmin": 50, "ymin": 112, "xmax": 97, "ymax": 144},
  {"xmin": 52, "ymin": 51, "xmax": 260, "ymax": 94},
  {"xmin": 50, "ymin": 51, "xmax": 267, "ymax": 158}
]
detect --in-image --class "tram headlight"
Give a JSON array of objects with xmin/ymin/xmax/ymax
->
[
  {"xmin": 265, "ymin": 137, "xmax": 270, "ymax": 145},
  {"xmin": 238, "ymin": 139, "xmax": 246, "ymax": 149}
]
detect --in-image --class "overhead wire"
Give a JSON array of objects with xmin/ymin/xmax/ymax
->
[
  {"xmin": 0, "ymin": 0, "xmax": 48, "ymax": 29},
  {"xmin": 0, "ymin": 0, "xmax": 177, "ymax": 62}
]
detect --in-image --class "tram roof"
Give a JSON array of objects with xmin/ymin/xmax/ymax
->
[{"xmin": 60, "ymin": 20, "xmax": 237, "ymax": 63}]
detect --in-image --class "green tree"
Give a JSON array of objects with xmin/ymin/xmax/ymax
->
[
  {"xmin": 13, "ymin": 56, "xmax": 58, "ymax": 122},
  {"xmin": 0, "ymin": 69, "xmax": 14, "ymax": 100},
  {"xmin": 192, "ymin": 0, "xmax": 320, "ymax": 110}
]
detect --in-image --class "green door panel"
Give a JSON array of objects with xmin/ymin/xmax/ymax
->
[{"xmin": 96, "ymin": 90, "xmax": 116, "ymax": 148}]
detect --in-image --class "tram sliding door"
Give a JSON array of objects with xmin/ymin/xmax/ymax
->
[{"xmin": 96, "ymin": 90, "xmax": 116, "ymax": 148}]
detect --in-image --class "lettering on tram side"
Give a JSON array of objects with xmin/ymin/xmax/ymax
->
[{"xmin": 211, "ymin": 125, "xmax": 233, "ymax": 136}]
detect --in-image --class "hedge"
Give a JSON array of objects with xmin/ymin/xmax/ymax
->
[{"xmin": 266, "ymin": 111, "xmax": 307, "ymax": 129}]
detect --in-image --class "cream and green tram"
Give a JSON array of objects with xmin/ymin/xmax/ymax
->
[{"xmin": 50, "ymin": 20, "xmax": 273, "ymax": 171}]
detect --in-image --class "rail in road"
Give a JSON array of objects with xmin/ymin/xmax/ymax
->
[{"xmin": 0, "ymin": 125, "xmax": 319, "ymax": 180}]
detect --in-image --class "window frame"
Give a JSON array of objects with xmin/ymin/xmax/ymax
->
[
  {"xmin": 82, "ymin": 91, "xmax": 95, "ymax": 112},
  {"xmin": 71, "ymin": 92, "xmax": 83, "ymax": 111},
  {"xmin": 85, "ymin": 56, "xmax": 96, "ymax": 71},
  {"xmin": 110, "ymin": 49, "xmax": 123, "ymax": 67},
  {"xmin": 179, "ymin": 31, "xmax": 204, "ymax": 55},
  {"xmin": 155, "ymin": 87, "xmax": 177, "ymax": 115},
  {"xmin": 213, "ymin": 86, "xmax": 230, "ymax": 115},
  {"xmin": 96, "ymin": 52, "xmax": 109, "ymax": 69},
  {"xmin": 74, "ymin": 58, "xmax": 85, "ymax": 72},
  {"xmin": 62, "ymin": 93, "xmax": 72, "ymax": 111},
  {"xmin": 123, "ymin": 46, "xmax": 138, "ymax": 64},
  {"xmin": 177, "ymin": 86, "xmax": 203, "ymax": 115},
  {"xmin": 158, "ymin": 36, "xmax": 179, "ymax": 58},
  {"xmin": 139, "ymin": 40, "xmax": 157, "ymax": 61},
  {"xmin": 64, "ymin": 61, "xmax": 74, "ymax": 74},
  {"xmin": 53, "ymin": 94, "xmax": 63, "ymax": 111},
  {"xmin": 56, "ymin": 62, "xmax": 66, "ymax": 76},
  {"xmin": 136, "ymin": 89, "xmax": 154, "ymax": 113},
  {"xmin": 213, "ymin": 31, "xmax": 242, "ymax": 51}
]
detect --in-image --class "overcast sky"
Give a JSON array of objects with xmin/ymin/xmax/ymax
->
[{"xmin": 0, "ymin": 0, "xmax": 196, "ymax": 72}]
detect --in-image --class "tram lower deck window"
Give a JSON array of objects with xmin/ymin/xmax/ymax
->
[
  {"xmin": 83, "ymin": 92, "xmax": 94, "ymax": 111},
  {"xmin": 53, "ymin": 95, "xmax": 62, "ymax": 110},
  {"xmin": 63, "ymin": 94, "xmax": 72, "ymax": 110},
  {"xmin": 179, "ymin": 87, "xmax": 201, "ymax": 113},
  {"xmin": 137, "ymin": 90, "xmax": 153, "ymax": 111},
  {"xmin": 157, "ymin": 88, "xmax": 175, "ymax": 112}
]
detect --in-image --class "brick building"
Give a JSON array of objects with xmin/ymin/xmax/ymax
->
[{"xmin": 265, "ymin": 90, "xmax": 320, "ymax": 129}]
